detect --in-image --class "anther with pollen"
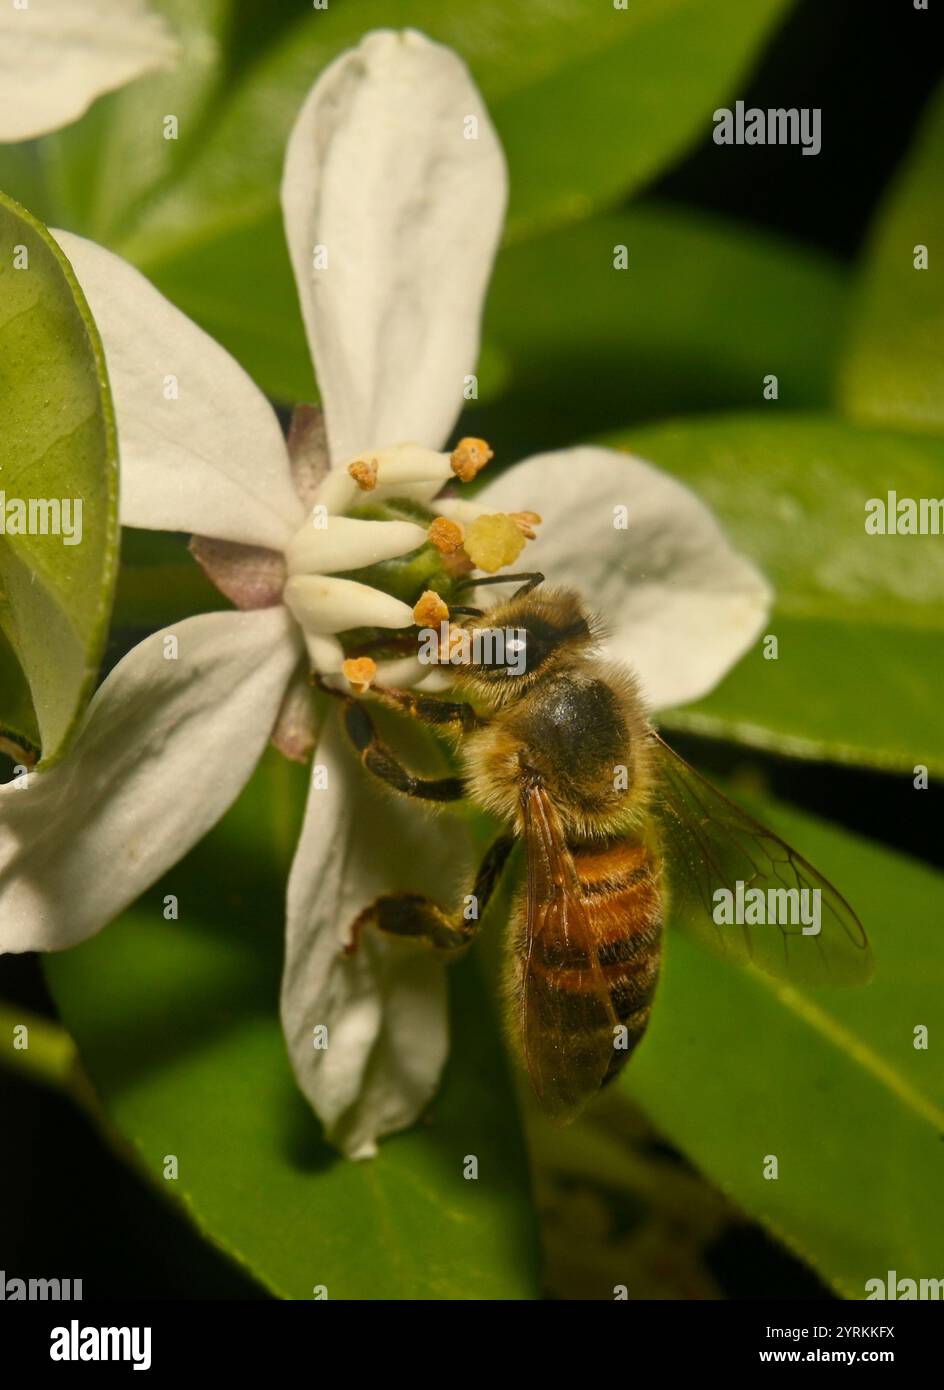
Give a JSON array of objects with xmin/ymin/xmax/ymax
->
[
  {"xmin": 450, "ymin": 437, "xmax": 493, "ymax": 482},
  {"xmin": 427, "ymin": 516, "xmax": 465, "ymax": 554},
  {"xmin": 413, "ymin": 590, "xmax": 450, "ymax": 627},
  {"xmin": 347, "ymin": 457, "xmax": 379, "ymax": 491},
  {"xmin": 342, "ymin": 656, "xmax": 378, "ymax": 692}
]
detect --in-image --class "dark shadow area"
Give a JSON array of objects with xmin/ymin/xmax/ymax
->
[
  {"xmin": 707, "ymin": 1221, "xmax": 835, "ymax": 1300},
  {"xmin": 668, "ymin": 732, "xmax": 944, "ymax": 874},
  {"xmin": 0, "ymin": 1045, "xmax": 267, "ymax": 1299},
  {"xmin": 653, "ymin": 0, "xmax": 943, "ymax": 259}
]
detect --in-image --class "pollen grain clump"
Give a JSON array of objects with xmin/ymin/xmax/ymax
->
[
  {"xmin": 427, "ymin": 516, "xmax": 464, "ymax": 554},
  {"xmin": 413, "ymin": 590, "xmax": 450, "ymax": 627},
  {"xmin": 450, "ymin": 437, "xmax": 493, "ymax": 482},
  {"xmin": 347, "ymin": 457, "xmax": 379, "ymax": 491},
  {"xmin": 509, "ymin": 510, "xmax": 542, "ymax": 541},
  {"xmin": 463, "ymin": 513, "xmax": 526, "ymax": 573},
  {"xmin": 342, "ymin": 656, "xmax": 378, "ymax": 692}
]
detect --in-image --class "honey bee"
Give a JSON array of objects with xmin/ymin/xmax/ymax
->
[{"xmin": 334, "ymin": 573, "xmax": 873, "ymax": 1121}]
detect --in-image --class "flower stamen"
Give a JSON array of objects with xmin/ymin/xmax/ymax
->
[
  {"xmin": 427, "ymin": 516, "xmax": 464, "ymax": 554},
  {"xmin": 462, "ymin": 512, "xmax": 527, "ymax": 573},
  {"xmin": 450, "ymin": 437, "xmax": 493, "ymax": 483},
  {"xmin": 509, "ymin": 510, "xmax": 542, "ymax": 541},
  {"xmin": 342, "ymin": 656, "xmax": 378, "ymax": 693},
  {"xmin": 413, "ymin": 590, "xmax": 450, "ymax": 627},
  {"xmin": 348, "ymin": 457, "xmax": 379, "ymax": 491}
]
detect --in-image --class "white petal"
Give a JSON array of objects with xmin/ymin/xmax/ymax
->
[
  {"xmin": 285, "ymin": 516, "xmax": 426, "ymax": 576},
  {"xmin": 372, "ymin": 655, "xmax": 429, "ymax": 688},
  {"xmin": 54, "ymin": 230, "xmax": 305, "ymax": 549},
  {"xmin": 319, "ymin": 444, "xmax": 456, "ymax": 515},
  {"xmin": 0, "ymin": 0, "xmax": 177, "ymax": 142},
  {"xmin": 281, "ymin": 715, "xmax": 470, "ymax": 1157},
  {"xmin": 302, "ymin": 633, "xmax": 345, "ymax": 676},
  {"xmin": 0, "ymin": 608, "xmax": 300, "ymax": 952},
  {"xmin": 282, "ymin": 29, "xmax": 507, "ymax": 464},
  {"xmin": 284, "ymin": 575, "xmax": 413, "ymax": 634},
  {"xmin": 473, "ymin": 447, "xmax": 772, "ymax": 711},
  {"xmin": 431, "ymin": 498, "xmax": 489, "ymax": 526}
]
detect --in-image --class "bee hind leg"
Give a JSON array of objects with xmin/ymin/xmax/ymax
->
[{"xmin": 349, "ymin": 833, "xmax": 515, "ymax": 957}]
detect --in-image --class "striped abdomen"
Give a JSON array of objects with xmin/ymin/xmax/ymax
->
[
  {"xmin": 510, "ymin": 832, "xmax": 664, "ymax": 1118},
  {"xmin": 574, "ymin": 836, "xmax": 663, "ymax": 1082}
]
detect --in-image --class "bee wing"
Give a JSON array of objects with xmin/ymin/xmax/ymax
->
[
  {"xmin": 519, "ymin": 782, "xmax": 619, "ymax": 1121},
  {"xmin": 652, "ymin": 733, "xmax": 873, "ymax": 986}
]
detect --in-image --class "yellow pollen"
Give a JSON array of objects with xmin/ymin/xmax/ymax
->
[
  {"xmin": 450, "ymin": 437, "xmax": 493, "ymax": 483},
  {"xmin": 463, "ymin": 513, "xmax": 526, "ymax": 574},
  {"xmin": 348, "ymin": 457, "xmax": 378, "ymax": 491},
  {"xmin": 427, "ymin": 516, "xmax": 465, "ymax": 555},
  {"xmin": 413, "ymin": 590, "xmax": 450, "ymax": 627},
  {"xmin": 342, "ymin": 656, "xmax": 377, "ymax": 692},
  {"xmin": 509, "ymin": 510, "xmax": 542, "ymax": 541}
]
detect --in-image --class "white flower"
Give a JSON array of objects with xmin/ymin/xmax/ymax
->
[
  {"xmin": 0, "ymin": 0, "xmax": 178, "ymax": 143},
  {"xmin": 0, "ymin": 30, "xmax": 770, "ymax": 1158}
]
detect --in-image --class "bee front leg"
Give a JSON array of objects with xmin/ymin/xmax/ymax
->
[
  {"xmin": 368, "ymin": 684, "xmax": 486, "ymax": 733},
  {"xmin": 349, "ymin": 833, "xmax": 515, "ymax": 957},
  {"xmin": 342, "ymin": 699, "xmax": 465, "ymax": 803}
]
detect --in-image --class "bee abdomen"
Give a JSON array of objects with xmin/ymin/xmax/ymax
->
[
  {"xmin": 522, "ymin": 839, "xmax": 664, "ymax": 1084},
  {"xmin": 575, "ymin": 838, "xmax": 663, "ymax": 1082}
]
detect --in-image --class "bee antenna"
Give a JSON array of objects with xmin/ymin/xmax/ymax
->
[{"xmin": 455, "ymin": 571, "xmax": 544, "ymax": 598}]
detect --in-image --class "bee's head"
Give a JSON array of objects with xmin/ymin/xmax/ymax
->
[{"xmin": 447, "ymin": 585, "xmax": 598, "ymax": 706}]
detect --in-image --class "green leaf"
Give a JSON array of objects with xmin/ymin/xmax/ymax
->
[
  {"xmin": 620, "ymin": 790, "xmax": 944, "ymax": 1298},
  {"xmin": 474, "ymin": 203, "xmax": 848, "ymax": 457},
  {"xmin": 0, "ymin": 193, "xmax": 118, "ymax": 766},
  {"xmin": 26, "ymin": 0, "xmax": 233, "ymax": 241},
  {"xmin": 619, "ymin": 412, "xmax": 944, "ymax": 772},
  {"xmin": 0, "ymin": 1003, "xmax": 81, "ymax": 1093},
  {"xmin": 116, "ymin": 0, "xmax": 794, "ymax": 260},
  {"xmin": 0, "ymin": 629, "xmax": 39, "ymax": 753},
  {"xmin": 0, "ymin": 0, "xmax": 792, "ymax": 403},
  {"xmin": 112, "ymin": 530, "xmax": 228, "ymax": 630},
  {"xmin": 44, "ymin": 750, "xmax": 540, "ymax": 1300},
  {"xmin": 839, "ymin": 80, "xmax": 944, "ymax": 435},
  {"xmin": 495, "ymin": 0, "xmax": 793, "ymax": 243},
  {"xmin": 133, "ymin": 203, "xmax": 314, "ymax": 405}
]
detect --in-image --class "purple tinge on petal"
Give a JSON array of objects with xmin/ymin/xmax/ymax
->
[
  {"xmin": 270, "ymin": 665, "xmax": 319, "ymax": 764},
  {"xmin": 190, "ymin": 534, "xmax": 287, "ymax": 610},
  {"xmin": 288, "ymin": 404, "xmax": 331, "ymax": 508}
]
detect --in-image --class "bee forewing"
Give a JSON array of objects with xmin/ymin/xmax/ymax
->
[
  {"xmin": 652, "ymin": 734, "xmax": 873, "ymax": 987},
  {"xmin": 518, "ymin": 784, "xmax": 621, "ymax": 1120}
]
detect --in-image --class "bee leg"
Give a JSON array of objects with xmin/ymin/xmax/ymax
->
[
  {"xmin": 342, "ymin": 699, "xmax": 465, "ymax": 802},
  {"xmin": 349, "ymin": 833, "xmax": 515, "ymax": 956},
  {"xmin": 368, "ymin": 684, "xmax": 486, "ymax": 733}
]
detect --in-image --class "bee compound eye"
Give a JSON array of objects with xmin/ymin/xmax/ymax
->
[{"xmin": 503, "ymin": 630, "xmax": 528, "ymax": 674}]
